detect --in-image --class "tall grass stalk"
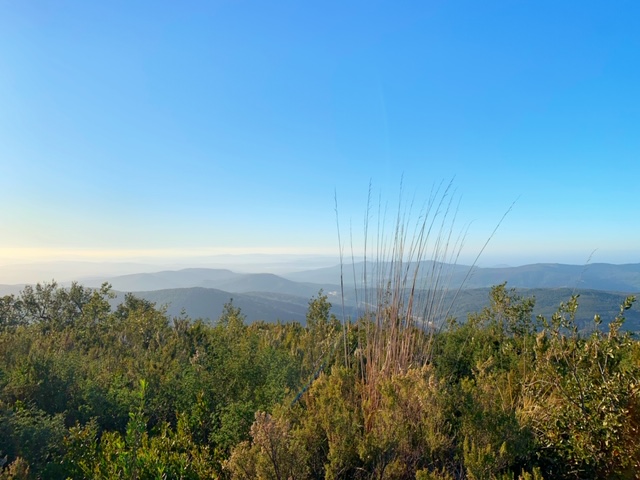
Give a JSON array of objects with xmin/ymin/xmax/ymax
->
[{"xmin": 337, "ymin": 180, "xmax": 509, "ymax": 430}]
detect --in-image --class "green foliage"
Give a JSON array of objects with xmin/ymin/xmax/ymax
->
[
  {"xmin": 63, "ymin": 381, "xmax": 217, "ymax": 479},
  {"xmin": 225, "ymin": 409, "xmax": 310, "ymax": 480},
  {"xmin": 415, "ymin": 468, "xmax": 454, "ymax": 480},
  {"xmin": 302, "ymin": 291, "xmax": 342, "ymax": 376},
  {"xmin": 0, "ymin": 402, "xmax": 66, "ymax": 478},
  {"xmin": 360, "ymin": 366, "xmax": 452, "ymax": 478},
  {"xmin": 0, "ymin": 281, "xmax": 638, "ymax": 479},
  {"xmin": 0, "ymin": 456, "xmax": 31, "ymax": 480},
  {"xmin": 522, "ymin": 295, "xmax": 640, "ymax": 478}
]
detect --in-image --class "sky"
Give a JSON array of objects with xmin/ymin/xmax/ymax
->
[{"xmin": 1, "ymin": 0, "xmax": 639, "ymax": 272}]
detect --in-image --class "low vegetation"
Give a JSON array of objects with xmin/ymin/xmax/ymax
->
[{"xmin": 0, "ymin": 280, "xmax": 637, "ymax": 479}]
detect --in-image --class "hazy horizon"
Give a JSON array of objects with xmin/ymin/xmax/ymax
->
[{"xmin": 1, "ymin": 252, "xmax": 639, "ymax": 286}]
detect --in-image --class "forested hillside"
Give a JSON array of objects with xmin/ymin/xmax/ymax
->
[{"xmin": 0, "ymin": 282, "xmax": 638, "ymax": 479}]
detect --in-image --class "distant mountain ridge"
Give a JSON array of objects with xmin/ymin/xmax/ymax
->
[
  {"xmin": 4, "ymin": 262, "xmax": 635, "ymax": 295},
  {"xmin": 89, "ymin": 268, "xmax": 243, "ymax": 291},
  {"xmin": 1, "ymin": 262, "xmax": 639, "ymax": 330},
  {"xmin": 282, "ymin": 261, "xmax": 640, "ymax": 293},
  {"xmin": 121, "ymin": 286, "xmax": 639, "ymax": 332},
  {"xmin": 119, "ymin": 287, "xmax": 315, "ymax": 324},
  {"xmin": 81, "ymin": 262, "xmax": 640, "ymax": 330},
  {"xmin": 462, "ymin": 263, "xmax": 640, "ymax": 292},
  {"xmin": 83, "ymin": 268, "xmax": 341, "ymax": 299}
]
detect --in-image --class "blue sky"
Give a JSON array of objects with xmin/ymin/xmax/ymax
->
[{"xmin": 1, "ymin": 1, "xmax": 639, "ymax": 267}]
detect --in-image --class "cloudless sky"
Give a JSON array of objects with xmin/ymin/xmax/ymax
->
[{"xmin": 1, "ymin": 0, "xmax": 639, "ymax": 268}]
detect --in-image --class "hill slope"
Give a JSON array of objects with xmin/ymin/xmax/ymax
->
[
  {"xmin": 119, "ymin": 286, "xmax": 639, "ymax": 332},
  {"xmin": 117, "ymin": 287, "xmax": 309, "ymax": 323},
  {"xmin": 284, "ymin": 262, "xmax": 640, "ymax": 292}
]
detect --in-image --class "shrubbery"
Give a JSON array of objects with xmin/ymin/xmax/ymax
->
[{"xmin": 0, "ymin": 283, "xmax": 638, "ymax": 479}]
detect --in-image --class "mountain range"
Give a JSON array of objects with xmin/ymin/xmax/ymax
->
[
  {"xmin": 282, "ymin": 261, "xmax": 640, "ymax": 292},
  {"xmin": 1, "ymin": 261, "xmax": 639, "ymax": 330}
]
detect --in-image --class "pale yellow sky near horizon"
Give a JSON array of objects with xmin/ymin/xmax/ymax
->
[
  {"xmin": 0, "ymin": 246, "xmax": 341, "ymax": 264},
  {"xmin": 0, "ymin": 248, "xmax": 345, "ymax": 284}
]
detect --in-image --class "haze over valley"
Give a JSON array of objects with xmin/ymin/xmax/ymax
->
[{"xmin": 2, "ymin": 258, "xmax": 638, "ymax": 330}]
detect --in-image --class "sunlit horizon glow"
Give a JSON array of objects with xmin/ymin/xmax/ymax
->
[
  {"xmin": 0, "ymin": 244, "xmax": 636, "ymax": 269},
  {"xmin": 0, "ymin": 247, "xmax": 341, "ymax": 264}
]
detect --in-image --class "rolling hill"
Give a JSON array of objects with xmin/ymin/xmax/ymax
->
[
  {"xmin": 84, "ymin": 268, "xmax": 340, "ymax": 299},
  {"xmin": 120, "ymin": 286, "xmax": 639, "ymax": 331},
  {"xmin": 283, "ymin": 262, "xmax": 640, "ymax": 292},
  {"xmin": 121, "ymin": 287, "xmax": 311, "ymax": 323},
  {"xmin": 1, "ymin": 262, "xmax": 639, "ymax": 330}
]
